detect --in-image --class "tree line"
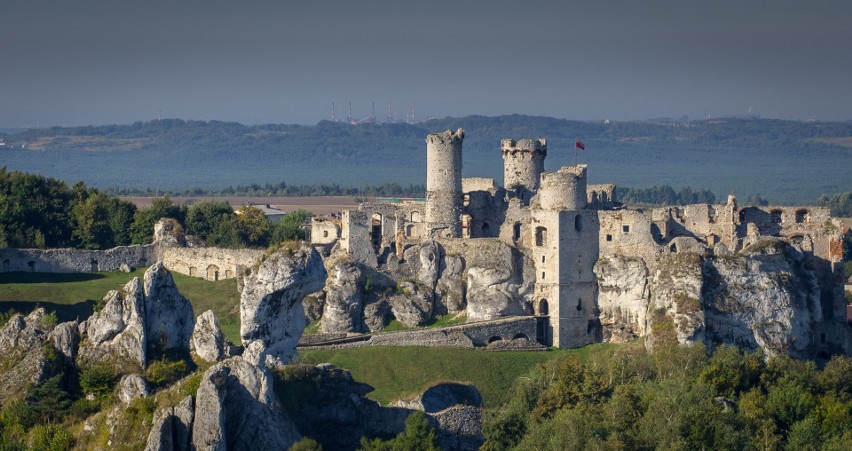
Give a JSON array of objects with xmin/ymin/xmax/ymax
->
[{"xmin": 0, "ymin": 168, "xmax": 311, "ymax": 250}]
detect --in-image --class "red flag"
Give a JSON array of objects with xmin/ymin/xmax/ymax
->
[{"xmin": 575, "ymin": 139, "xmax": 585, "ymax": 150}]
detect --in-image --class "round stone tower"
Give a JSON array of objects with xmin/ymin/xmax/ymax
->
[
  {"xmin": 537, "ymin": 165, "xmax": 588, "ymax": 211},
  {"xmin": 502, "ymin": 138, "xmax": 547, "ymax": 193},
  {"xmin": 425, "ymin": 128, "xmax": 464, "ymax": 238}
]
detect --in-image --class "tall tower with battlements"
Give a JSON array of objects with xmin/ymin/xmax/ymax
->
[
  {"xmin": 502, "ymin": 138, "xmax": 546, "ymax": 203},
  {"xmin": 425, "ymin": 129, "xmax": 464, "ymax": 238}
]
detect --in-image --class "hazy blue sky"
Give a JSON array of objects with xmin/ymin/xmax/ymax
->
[{"xmin": 2, "ymin": 0, "xmax": 850, "ymax": 127}]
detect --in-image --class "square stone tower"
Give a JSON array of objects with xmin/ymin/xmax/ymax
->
[{"xmin": 531, "ymin": 165, "xmax": 601, "ymax": 347}]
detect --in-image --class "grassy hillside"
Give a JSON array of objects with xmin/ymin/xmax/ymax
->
[
  {"xmin": 298, "ymin": 343, "xmax": 625, "ymax": 407},
  {"xmin": 2, "ymin": 116, "xmax": 851, "ymax": 203},
  {"xmin": 0, "ymin": 270, "xmax": 242, "ymax": 342}
]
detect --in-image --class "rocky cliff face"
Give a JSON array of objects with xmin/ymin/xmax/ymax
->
[
  {"xmin": 702, "ymin": 241, "xmax": 822, "ymax": 358},
  {"xmin": 597, "ymin": 239, "xmax": 830, "ymax": 357},
  {"xmin": 191, "ymin": 310, "xmax": 227, "ymax": 363},
  {"xmin": 594, "ymin": 255, "xmax": 649, "ymax": 342},
  {"xmin": 240, "ymin": 246, "xmax": 327, "ymax": 368}
]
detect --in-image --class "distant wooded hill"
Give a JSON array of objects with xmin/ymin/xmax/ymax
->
[{"xmin": 2, "ymin": 115, "xmax": 851, "ymax": 204}]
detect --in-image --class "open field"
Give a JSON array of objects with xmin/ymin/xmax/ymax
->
[
  {"xmin": 0, "ymin": 270, "xmax": 242, "ymax": 342},
  {"xmin": 122, "ymin": 195, "xmax": 368, "ymax": 215},
  {"xmin": 298, "ymin": 342, "xmax": 626, "ymax": 407}
]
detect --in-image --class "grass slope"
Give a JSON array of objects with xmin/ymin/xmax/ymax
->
[
  {"xmin": 0, "ymin": 270, "xmax": 242, "ymax": 342},
  {"xmin": 298, "ymin": 343, "xmax": 622, "ymax": 408}
]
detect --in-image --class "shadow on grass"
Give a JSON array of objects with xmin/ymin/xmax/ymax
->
[
  {"xmin": 0, "ymin": 300, "xmax": 96, "ymax": 323},
  {"xmin": 0, "ymin": 272, "xmax": 106, "ymax": 284}
]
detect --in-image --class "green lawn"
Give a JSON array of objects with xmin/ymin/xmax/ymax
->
[
  {"xmin": 0, "ymin": 270, "xmax": 241, "ymax": 342},
  {"xmin": 298, "ymin": 343, "xmax": 623, "ymax": 408}
]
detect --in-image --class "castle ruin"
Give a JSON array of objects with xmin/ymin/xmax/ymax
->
[{"xmin": 312, "ymin": 129, "xmax": 849, "ymax": 356}]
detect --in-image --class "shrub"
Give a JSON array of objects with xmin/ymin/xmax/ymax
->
[
  {"xmin": 145, "ymin": 359, "xmax": 190, "ymax": 388},
  {"xmin": 79, "ymin": 364, "xmax": 118, "ymax": 399},
  {"xmin": 28, "ymin": 424, "xmax": 73, "ymax": 451}
]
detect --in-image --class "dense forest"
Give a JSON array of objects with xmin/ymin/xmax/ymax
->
[
  {"xmin": 483, "ymin": 344, "xmax": 851, "ymax": 450},
  {"xmin": 0, "ymin": 169, "xmax": 309, "ymax": 250},
  {"xmin": 2, "ymin": 116, "xmax": 851, "ymax": 204}
]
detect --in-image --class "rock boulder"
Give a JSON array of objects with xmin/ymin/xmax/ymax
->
[{"xmin": 240, "ymin": 246, "xmax": 327, "ymax": 368}]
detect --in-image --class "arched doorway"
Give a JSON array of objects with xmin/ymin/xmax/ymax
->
[{"xmin": 538, "ymin": 299, "xmax": 549, "ymax": 316}]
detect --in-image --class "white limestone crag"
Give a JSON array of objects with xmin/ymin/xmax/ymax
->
[
  {"xmin": 240, "ymin": 246, "xmax": 327, "ymax": 368},
  {"xmin": 79, "ymin": 263, "xmax": 195, "ymax": 369},
  {"xmin": 145, "ymin": 395, "xmax": 194, "ymax": 451},
  {"xmin": 192, "ymin": 357, "xmax": 300, "ymax": 450},
  {"xmin": 117, "ymin": 374, "xmax": 149, "ymax": 404},
  {"xmin": 144, "ymin": 262, "xmax": 195, "ymax": 353},
  {"xmin": 465, "ymin": 266, "xmax": 532, "ymax": 322},
  {"xmin": 191, "ymin": 310, "xmax": 226, "ymax": 363},
  {"xmin": 0, "ymin": 309, "xmax": 63, "ymax": 400},
  {"xmin": 78, "ymin": 277, "xmax": 147, "ymax": 369},
  {"xmin": 388, "ymin": 281, "xmax": 434, "ymax": 327},
  {"xmin": 702, "ymin": 240, "xmax": 821, "ymax": 358},
  {"xmin": 594, "ymin": 255, "xmax": 650, "ymax": 342},
  {"xmin": 320, "ymin": 261, "xmax": 364, "ymax": 333}
]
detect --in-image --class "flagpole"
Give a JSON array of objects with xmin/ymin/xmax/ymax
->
[{"xmin": 574, "ymin": 136, "xmax": 578, "ymax": 166}]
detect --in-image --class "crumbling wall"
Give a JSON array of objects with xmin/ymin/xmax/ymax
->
[{"xmin": 0, "ymin": 245, "xmax": 155, "ymax": 273}]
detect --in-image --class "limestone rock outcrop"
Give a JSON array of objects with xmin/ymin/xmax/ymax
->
[
  {"xmin": 145, "ymin": 395, "xmax": 194, "ymax": 451},
  {"xmin": 153, "ymin": 218, "xmax": 186, "ymax": 247},
  {"xmin": 320, "ymin": 261, "xmax": 364, "ymax": 333},
  {"xmin": 645, "ymin": 252, "xmax": 706, "ymax": 350},
  {"xmin": 702, "ymin": 240, "xmax": 821, "ymax": 358},
  {"xmin": 363, "ymin": 298, "xmax": 391, "ymax": 332},
  {"xmin": 78, "ymin": 277, "xmax": 147, "ymax": 368},
  {"xmin": 117, "ymin": 374, "xmax": 149, "ymax": 404},
  {"xmin": 192, "ymin": 310, "xmax": 226, "ymax": 363},
  {"xmin": 388, "ymin": 281, "xmax": 433, "ymax": 327},
  {"xmin": 48, "ymin": 319, "xmax": 80, "ymax": 363},
  {"xmin": 0, "ymin": 309, "xmax": 64, "ymax": 400},
  {"xmin": 435, "ymin": 254, "xmax": 466, "ymax": 313},
  {"xmin": 192, "ymin": 357, "xmax": 300, "ymax": 450},
  {"xmin": 144, "ymin": 262, "xmax": 195, "ymax": 353},
  {"xmin": 79, "ymin": 263, "xmax": 195, "ymax": 369},
  {"xmin": 466, "ymin": 266, "xmax": 532, "ymax": 322},
  {"xmin": 594, "ymin": 255, "xmax": 650, "ymax": 342},
  {"xmin": 240, "ymin": 246, "xmax": 327, "ymax": 368}
]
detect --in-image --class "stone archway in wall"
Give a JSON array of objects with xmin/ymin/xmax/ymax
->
[
  {"xmin": 538, "ymin": 299, "xmax": 549, "ymax": 316},
  {"xmin": 207, "ymin": 264, "xmax": 220, "ymax": 281},
  {"xmin": 371, "ymin": 213, "xmax": 383, "ymax": 249},
  {"xmin": 189, "ymin": 266, "xmax": 197, "ymax": 277},
  {"xmin": 90, "ymin": 259, "xmax": 99, "ymax": 272}
]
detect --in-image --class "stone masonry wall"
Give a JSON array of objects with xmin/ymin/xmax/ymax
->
[
  {"xmin": 425, "ymin": 129, "xmax": 464, "ymax": 238},
  {"xmin": 159, "ymin": 247, "xmax": 264, "ymax": 280},
  {"xmin": 0, "ymin": 245, "xmax": 155, "ymax": 273}
]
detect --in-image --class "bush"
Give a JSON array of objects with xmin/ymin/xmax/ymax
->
[
  {"xmin": 290, "ymin": 437, "xmax": 323, "ymax": 451},
  {"xmin": 79, "ymin": 364, "xmax": 118, "ymax": 399},
  {"xmin": 29, "ymin": 424, "xmax": 73, "ymax": 451},
  {"xmin": 145, "ymin": 359, "xmax": 190, "ymax": 387}
]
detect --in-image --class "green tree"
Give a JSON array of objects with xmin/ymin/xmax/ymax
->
[
  {"xmin": 271, "ymin": 209, "xmax": 312, "ymax": 244},
  {"xmin": 185, "ymin": 201, "xmax": 235, "ymax": 240},
  {"xmin": 235, "ymin": 205, "xmax": 270, "ymax": 247}
]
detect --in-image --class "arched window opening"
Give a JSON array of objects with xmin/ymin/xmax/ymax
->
[
  {"xmin": 410, "ymin": 211, "xmax": 421, "ymax": 222},
  {"xmin": 487, "ymin": 336, "xmax": 502, "ymax": 344},
  {"xmin": 512, "ymin": 223, "xmax": 522, "ymax": 241},
  {"xmin": 795, "ymin": 209, "xmax": 809, "ymax": 223},
  {"xmin": 575, "ymin": 214, "xmax": 582, "ymax": 232},
  {"xmin": 576, "ymin": 298, "xmax": 582, "ymax": 311},
  {"xmin": 207, "ymin": 264, "xmax": 220, "ymax": 281},
  {"xmin": 405, "ymin": 224, "xmax": 415, "ymax": 238},
  {"xmin": 482, "ymin": 222, "xmax": 490, "ymax": 235},
  {"xmin": 513, "ymin": 333, "xmax": 529, "ymax": 341},
  {"xmin": 535, "ymin": 226, "xmax": 548, "ymax": 246},
  {"xmin": 670, "ymin": 243, "xmax": 677, "ymax": 253},
  {"xmin": 538, "ymin": 299, "xmax": 549, "ymax": 316},
  {"xmin": 770, "ymin": 209, "xmax": 783, "ymax": 224},
  {"xmin": 90, "ymin": 259, "xmax": 99, "ymax": 272}
]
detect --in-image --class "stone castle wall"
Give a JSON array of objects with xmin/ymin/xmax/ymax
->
[
  {"xmin": 0, "ymin": 245, "xmax": 155, "ymax": 273},
  {"xmin": 159, "ymin": 247, "xmax": 264, "ymax": 281}
]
